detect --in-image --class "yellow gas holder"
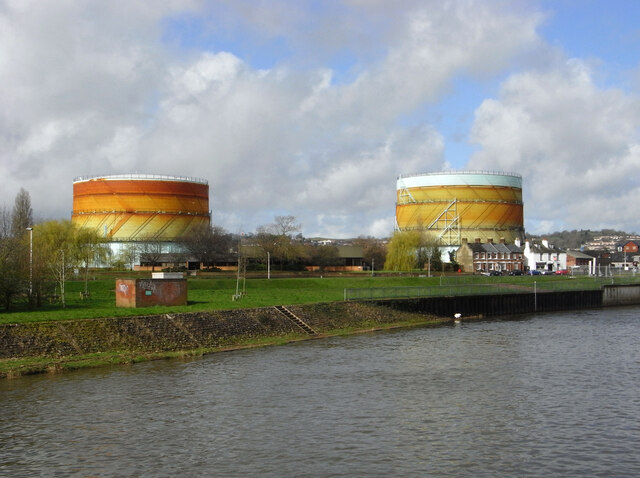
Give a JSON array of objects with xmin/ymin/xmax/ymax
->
[
  {"xmin": 396, "ymin": 171, "xmax": 524, "ymax": 246},
  {"xmin": 72, "ymin": 174, "xmax": 210, "ymax": 241}
]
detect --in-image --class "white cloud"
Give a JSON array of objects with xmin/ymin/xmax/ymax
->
[
  {"xmin": 1, "ymin": 0, "xmax": 543, "ymax": 237},
  {"xmin": 468, "ymin": 59, "xmax": 640, "ymax": 234}
]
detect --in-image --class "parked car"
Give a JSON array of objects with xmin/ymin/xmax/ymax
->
[
  {"xmin": 509, "ymin": 270, "xmax": 523, "ymax": 276},
  {"xmin": 527, "ymin": 270, "xmax": 541, "ymax": 275},
  {"xmin": 542, "ymin": 270, "xmax": 555, "ymax": 275},
  {"xmin": 555, "ymin": 269, "xmax": 569, "ymax": 275},
  {"xmin": 489, "ymin": 270, "xmax": 502, "ymax": 276}
]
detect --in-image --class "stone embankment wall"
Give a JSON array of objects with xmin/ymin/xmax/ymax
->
[{"xmin": 0, "ymin": 302, "xmax": 437, "ymax": 360}]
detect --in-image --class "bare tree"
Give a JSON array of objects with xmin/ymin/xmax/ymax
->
[
  {"xmin": 354, "ymin": 236, "xmax": 388, "ymax": 271},
  {"xmin": 273, "ymin": 215, "xmax": 300, "ymax": 237},
  {"xmin": 0, "ymin": 205, "xmax": 11, "ymax": 239},
  {"xmin": 308, "ymin": 244, "xmax": 340, "ymax": 272},
  {"xmin": 180, "ymin": 224, "xmax": 232, "ymax": 267},
  {"xmin": 254, "ymin": 215, "xmax": 304, "ymax": 269},
  {"xmin": 254, "ymin": 225, "xmax": 279, "ymax": 257},
  {"xmin": 138, "ymin": 238, "xmax": 164, "ymax": 271},
  {"xmin": 11, "ymin": 188, "xmax": 33, "ymax": 238}
]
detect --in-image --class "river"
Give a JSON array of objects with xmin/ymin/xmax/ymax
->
[{"xmin": 2, "ymin": 307, "xmax": 640, "ymax": 477}]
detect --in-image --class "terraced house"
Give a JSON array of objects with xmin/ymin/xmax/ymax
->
[{"xmin": 456, "ymin": 238, "xmax": 524, "ymax": 274}]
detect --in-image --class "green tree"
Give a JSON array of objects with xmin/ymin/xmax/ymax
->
[
  {"xmin": 384, "ymin": 231, "xmax": 423, "ymax": 271},
  {"xmin": 35, "ymin": 220, "xmax": 76, "ymax": 308},
  {"xmin": 74, "ymin": 227, "xmax": 110, "ymax": 297},
  {"xmin": 0, "ymin": 236, "xmax": 26, "ymax": 310},
  {"xmin": 117, "ymin": 243, "xmax": 138, "ymax": 271}
]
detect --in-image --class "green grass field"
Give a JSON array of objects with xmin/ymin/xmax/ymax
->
[{"xmin": 0, "ymin": 272, "xmax": 636, "ymax": 325}]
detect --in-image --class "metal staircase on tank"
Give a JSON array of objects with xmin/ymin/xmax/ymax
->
[
  {"xmin": 427, "ymin": 198, "xmax": 461, "ymax": 246},
  {"xmin": 274, "ymin": 305, "xmax": 317, "ymax": 335}
]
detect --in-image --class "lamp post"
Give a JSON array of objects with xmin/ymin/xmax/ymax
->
[{"xmin": 26, "ymin": 227, "xmax": 33, "ymax": 296}]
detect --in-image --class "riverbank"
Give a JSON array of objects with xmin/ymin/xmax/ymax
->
[
  {"xmin": 4, "ymin": 283, "xmax": 640, "ymax": 379},
  {"xmin": 0, "ymin": 301, "xmax": 452, "ymax": 379}
]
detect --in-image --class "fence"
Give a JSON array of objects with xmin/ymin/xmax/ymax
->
[{"xmin": 343, "ymin": 276, "xmax": 640, "ymax": 301}]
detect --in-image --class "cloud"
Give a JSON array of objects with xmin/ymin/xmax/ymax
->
[
  {"xmin": 1, "ymin": 0, "xmax": 542, "ymax": 237},
  {"xmin": 0, "ymin": 0, "xmax": 186, "ymax": 213},
  {"xmin": 467, "ymin": 59, "xmax": 640, "ymax": 234}
]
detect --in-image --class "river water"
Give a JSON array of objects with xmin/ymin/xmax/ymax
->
[{"xmin": 2, "ymin": 307, "xmax": 640, "ymax": 477}]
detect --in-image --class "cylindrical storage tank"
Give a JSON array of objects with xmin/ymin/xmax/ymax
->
[
  {"xmin": 72, "ymin": 174, "xmax": 210, "ymax": 241},
  {"xmin": 396, "ymin": 171, "xmax": 524, "ymax": 245}
]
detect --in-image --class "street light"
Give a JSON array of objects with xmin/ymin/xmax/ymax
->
[{"xmin": 26, "ymin": 227, "xmax": 33, "ymax": 296}]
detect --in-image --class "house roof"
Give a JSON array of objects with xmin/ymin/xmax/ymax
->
[
  {"xmin": 609, "ymin": 251, "xmax": 633, "ymax": 262},
  {"xmin": 566, "ymin": 250, "xmax": 596, "ymax": 259},
  {"xmin": 466, "ymin": 242, "xmax": 523, "ymax": 254},
  {"xmin": 336, "ymin": 245, "xmax": 363, "ymax": 258},
  {"xmin": 527, "ymin": 242, "xmax": 561, "ymax": 253}
]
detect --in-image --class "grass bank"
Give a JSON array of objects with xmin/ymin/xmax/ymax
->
[
  {"xmin": 1, "ymin": 273, "xmax": 627, "ymax": 325},
  {"xmin": 3, "ymin": 272, "xmax": 634, "ymax": 378}
]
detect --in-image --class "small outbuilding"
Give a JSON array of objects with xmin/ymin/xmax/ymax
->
[{"xmin": 115, "ymin": 272, "xmax": 187, "ymax": 307}]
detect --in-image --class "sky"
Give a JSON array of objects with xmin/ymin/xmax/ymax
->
[{"xmin": 1, "ymin": 0, "xmax": 640, "ymax": 238}]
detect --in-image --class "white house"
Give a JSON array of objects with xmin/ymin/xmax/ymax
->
[{"xmin": 523, "ymin": 239, "xmax": 567, "ymax": 272}]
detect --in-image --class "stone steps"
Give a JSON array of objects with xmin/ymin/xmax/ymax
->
[{"xmin": 273, "ymin": 305, "xmax": 317, "ymax": 335}]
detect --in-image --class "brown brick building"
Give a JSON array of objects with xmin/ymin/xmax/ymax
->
[{"xmin": 456, "ymin": 238, "xmax": 524, "ymax": 274}]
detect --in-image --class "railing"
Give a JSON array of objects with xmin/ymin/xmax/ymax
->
[
  {"xmin": 398, "ymin": 170, "xmax": 522, "ymax": 180},
  {"xmin": 73, "ymin": 174, "xmax": 208, "ymax": 185},
  {"xmin": 343, "ymin": 276, "xmax": 640, "ymax": 301},
  {"xmin": 344, "ymin": 284, "xmax": 516, "ymax": 301}
]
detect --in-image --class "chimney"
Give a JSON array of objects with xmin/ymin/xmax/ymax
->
[
  {"xmin": 461, "ymin": 238, "xmax": 468, "ymax": 245},
  {"xmin": 515, "ymin": 237, "xmax": 521, "ymax": 247},
  {"xmin": 475, "ymin": 238, "xmax": 481, "ymax": 243},
  {"xmin": 487, "ymin": 238, "xmax": 493, "ymax": 244},
  {"xmin": 499, "ymin": 237, "xmax": 505, "ymax": 244},
  {"xmin": 542, "ymin": 239, "xmax": 549, "ymax": 248}
]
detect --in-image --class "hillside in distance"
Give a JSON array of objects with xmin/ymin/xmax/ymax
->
[{"xmin": 526, "ymin": 229, "xmax": 639, "ymax": 251}]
